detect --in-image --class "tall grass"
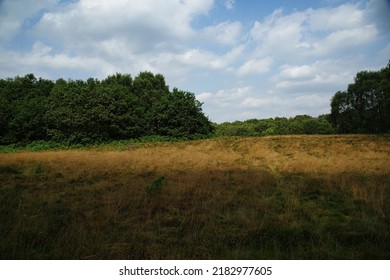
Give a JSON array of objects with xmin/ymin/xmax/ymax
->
[{"xmin": 0, "ymin": 135, "xmax": 389, "ymax": 259}]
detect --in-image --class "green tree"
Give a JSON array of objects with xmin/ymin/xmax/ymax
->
[
  {"xmin": 150, "ymin": 88, "xmax": 214, "ymax": 138},
  {"xmin": 100, "ymin": 73, "xmax": 145, "ymax": 138},
  {"xmin": 1, "ymin": 72, "xmax": 214, "ymax": 145},
  {"xmin": 45, "ymin": 77, "xmax": 145, "ymax": 144},
  {"xmin": 132, "ymin": 72, "xmax": 170, "ymax": 132},
  {"xmin": 0, "ymin": 74, "xmax": 53, "ymax": 144},
  {"xmin": 45, "ymin": 79, "xmax": 91, "ymax": 144},
  {"xmin": 330, "ymin": 62, "xmax": 390, "ymax": 133}
]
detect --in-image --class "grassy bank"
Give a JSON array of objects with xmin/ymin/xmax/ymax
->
[{"xmin": 0, "ymin": 135, "xmax": 389, "ymax": 259}]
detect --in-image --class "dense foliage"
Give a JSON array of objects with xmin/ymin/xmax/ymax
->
[
  {"xmin": 0, "ymin": 72, "xmax": 214, "ymax": 145},
  {"xmin": 214, "ymin": 115, "xmax": 334, "ymax": 137},
  {"xmin": 1, "ymin": 63, "xmax": 389, "ymax": 146},
  {"xmin": 330, "ymin": 62, "xmax": 390, "ymax": 133}
]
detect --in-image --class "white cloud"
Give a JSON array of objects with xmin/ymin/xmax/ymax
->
[
  {"xmin": 34, "ymin": 0, "xmax": 214, "ymax": 50},
  {"xmin": 171, "ymin": 44, "xmax": 244, "ymax": 71},
  {"xmin": 308, "ymin": 4, "xmax": 365, "ymax": 31},
  {"xmin": 208, "ymin": 57, "xmax": 365, "ymax": 122},
  {"xmin": 272, "ymin": 59, "xmax": 362, "ymax": 96},
  {"xmin": 175, "ymin": 49, "xmax": 225, "ymax": 70},
  {"xmin": 249, "ymin": 9, "xmax": 307, "ymax": 57},
  {"xmin": 278, "ymin": 65, "xmax": 313, "ymax": 80},
  {"xmin": 241, "ymin": 96, "xmax": 281, "ymax": 107},
  {"xmin": 215, "ymin": 87, "xmax": 252, "ymax": 101},
  {"xmin": 198, "ymin": 86, "xmax": 251, "ymax": 107},
  {"xmin": 196, "ymin": 92, "xmax": 213, "ymax": 102},
  {"xmin": 25, "ymin": 0, "xmax": 247, "ymax": 78},
  {"xmin": 236, "ymin": 57, "xmax": 273, "ymax": 77},
  {"xmin": 201, "ymin": 21, "xmax": 242, "ymax": 45},
  {"xmin": 241, "ymin": 94, "xmax": 329, "ymax": 108},
  {"xmin": 248, "ymin": 3, "xmax": 378, "ymax": 59},
  {"xmin": 239, "ymin": 93, "xmax": 331, "ymax": 120},
  {"xmin": 197, "ymin": 86, "xmax": 253, "ymax": 121},
  {"xmin": 0, "ymin": 41, "xmax": 114, "ymax": 78},
  {"xmin": 313, "ymin": 25, "xmax": 378, "ymax": 55}
]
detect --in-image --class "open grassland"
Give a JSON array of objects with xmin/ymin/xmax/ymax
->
[{"xmin": 0, "ymin": 135, "xmax": 389, "ymax": 259}]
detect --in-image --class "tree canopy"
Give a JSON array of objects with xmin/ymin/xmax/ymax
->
[
  {"xmin": 330, "ymin": 62, "xmax": 390, "ymax": 133},
  {"xmin": 0, "ymin": 72, "xmax": 214, "ymax": 145}
]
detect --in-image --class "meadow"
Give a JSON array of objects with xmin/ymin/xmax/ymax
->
[{"xmin": 0, "ymin": 135, "xmax": 389, "ymax": 259}]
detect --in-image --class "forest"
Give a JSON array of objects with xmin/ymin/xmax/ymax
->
[
  {"xmin": 0, "ymin": 72, "xmax": 213, "ymax": 146},
  {"xmin": 0, "ymin": 62, "xmax": 389, "ymax": 147}
]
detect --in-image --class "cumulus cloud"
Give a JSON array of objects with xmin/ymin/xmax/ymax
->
[
  {"xmin": 313, "ymin": 25, "xmax": 378, "ymax": 55},
  {"xmin": 0, "ymin": 0, "xmax": 388, "ymax": 122},
  {"xmin": 239, "ymin": 94, "xmax": 331, "ymax": 120},
  {"xmin": 22, "ymin": 0, "xmax": 248, "ymax": 80},
  {"xmin": 215, "ymin": 86, "xmax": 252, "ymax": 100},
  {"xmin": 197, "ymin": 86, "xmax": 253, "ymax": 122},
  {"xmin": 249, "ymin": 9, "xmax": 307, "ymax": 58},
  {"xmin": 197, "ymin": 86, "xmax": 251, "ymax": 107},
  {"xmin": 172, "ymin": 45, "xmax": 244, "ymax": 70},
  {"xmin": 201, "ymin": 21, "xmax": 242, "ymax": 45},
  {"xmin": 236, "ymin": 57, "xmax": 273, "ymax": 77},
  {"xmin": 277, "ymin": 65, "xmax": 313, "ymax": 80},
  {"xmin": 308, "ymin": 4, "xmax": 365, "ymax": 31},
  {"xmin": 241, "ymin": 94, "xmax": 329, "ymax": 108},
  {"xmin": 241, "ymin": 96, "xmax": 280, "ymax": 107},
  {"xmin": 249, "ymin": 3, "xmax": 378, "ymax": 59},
  {"xmin": 272, "ymin": 59, "xmax": 361, "ymax": 94},
  {"xmin": 196, "ymin": 91, "xmax": 213, "ymax": 102},
  {"xmin": 34, "ymin": 0, "xmax": 213, "ymax": 45},
  {"xmin": 0, "ymin": 41, "xmax": 115, "ymax": 79}
]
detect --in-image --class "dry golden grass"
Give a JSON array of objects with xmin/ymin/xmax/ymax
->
[
  {"xmin": 0, "ymin": 135, "xmax": 389, "ymax": 259},
  {"xmin": 2, "ymin": 134, "xmax": 388, "ymax": 175}
]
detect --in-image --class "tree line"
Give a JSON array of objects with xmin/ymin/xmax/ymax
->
[
  {"xmin": 1, "ymin": 62, "xmax": 388, "ymax": 146},
  {"xmin": 213, "ymin": 115, "xmax": 334, "ymax": 137},
  {"xmin": 214, "ymin": 62, "xmax": 389, "ymax": 137},
  {"xmin": 0, "ymin": 72, "xmax": 214, "ymax": 145}
]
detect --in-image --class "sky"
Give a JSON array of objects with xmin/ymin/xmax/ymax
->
[{"xmin": 0, "ymin": 0, "xmax": 389, "ymax": 123}]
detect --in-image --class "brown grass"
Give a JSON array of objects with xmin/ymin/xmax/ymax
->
[{"xmin": 0, "ymin": 135, "xmax": 389, "ymax": 259}]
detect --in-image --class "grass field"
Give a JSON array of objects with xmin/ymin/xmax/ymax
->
[{"xmin": 0, "ymin": 135, "xmax": 389, "ymax": 259}]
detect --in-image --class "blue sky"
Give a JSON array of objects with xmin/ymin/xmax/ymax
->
[{"xmin": 1, "ymin": 0, "xmax": 389, "ymax": 123}]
